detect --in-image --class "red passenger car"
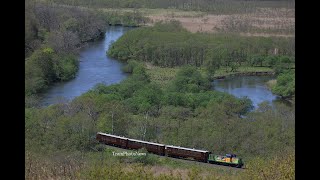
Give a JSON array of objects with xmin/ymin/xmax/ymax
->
[
  {"xmin": 165, "ymin": 145, "xmax": 210, "ymax": 162},
  {"xmin": 96, "ymin": 132, "xmax": 128, "ymax": 149},
  {"xmin": 127, "ymin": 138, "xmax": 165, "ymax": 155}
]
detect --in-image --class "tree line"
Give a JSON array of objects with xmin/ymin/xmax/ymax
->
[
  {"xmin": 108, "ymin": 21, "xmax": 295, "ymax": 75},
  {"xmin": 26, "ymin": 0, "xmax": 107, "ymax": 57}
]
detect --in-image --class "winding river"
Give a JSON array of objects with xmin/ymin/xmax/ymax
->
[
  {"xmin": 40, "ymin": 26, "xmax": 288, "ymax": 110},
  {"xmin": 40, "ymin": 26, "xmax": 132, "ymax": 106}
]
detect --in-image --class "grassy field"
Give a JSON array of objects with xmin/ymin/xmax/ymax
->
[
  {"xmin": 88, "ymin": 145, "xmax": 243, "ymax": 179},
  {"xmin": 214, "ymin": 66, "xmax": 274, "ymax": 77},
  {"xmin": 26, "ymin": 145, "xmax": 243, "ymax": 180}
]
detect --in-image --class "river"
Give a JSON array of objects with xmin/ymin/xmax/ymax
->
[
  {"xmin": 40, "ymin": 26, "xmax": 132, "ymax": 106},
  {"xmin": 40, "ymin": 26, "xmax": 288, "ymax": 110},
  {"xmin": 212, "ymin": 75, "xmax": 286, "ymax": 109}
]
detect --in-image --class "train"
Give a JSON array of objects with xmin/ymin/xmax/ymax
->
[{"xmin": 96, "ymin": 132, "xmax": 244, "ymax": 168}]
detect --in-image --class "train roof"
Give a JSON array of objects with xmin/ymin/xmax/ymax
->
[
  {"xmin": 128, "ymin": 138, "xmax": 165, "ymax": 146},
  {"xmin": 166, "ymin": 145, "xmax": 209, "ymax": 153},
  {"xmin": 97, "ymin": 132, "xmax": 128, "ymax": 140},
  {"xmin": 97, "ymin": 132, "xmax": 208, "ymax": 153}
]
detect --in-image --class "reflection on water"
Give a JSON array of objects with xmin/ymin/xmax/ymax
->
[
  {"xmin": 212, "ymin": 75, "xmax": 290, "ymax": 109},
  {"xmin": 40, "ymin": 26, "xmax": 132, "ymax": 106}
]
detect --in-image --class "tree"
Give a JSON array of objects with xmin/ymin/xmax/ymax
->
[
  {"xmin": 53, "ymin": 54, "xmax": 78, "ymax": 81},
  {"xmin": 47, "ymin": 30, "xmax": 80, "ymax": 54},
  {"xmin": 265, "ymin": 55, "xmax": 277, "ymax": 67},
  {"xmin": 170, "ymin": 66, "xmax": 211, "ymax": 93},
  {"xmin": 249, "ymin": 55, "xmax": 265, "ymax": 67},
  {"xmin": 125, "ymin": 83, "xmax": 162, "ymax": 140},
  {"xmin": 97, "ymin": 101, "xmax": 130, "ymax": 136},
  {"xmin": 25, "ymin": 59, "xmax": 47, "ymax": 95},
  {"xmin": 25, "ymin": 47, "xmax": 56, "ymax": 95},
  {"xmin": 204, "ymin": 48, "xmax": 222, "ymax": 78},
  {"xmin": 272, "ymin": 71, "xmax": 295, "ymax": 99}
]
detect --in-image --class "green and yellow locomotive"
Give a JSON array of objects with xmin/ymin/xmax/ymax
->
[{"xmin": 208, "ymin": 153, "xmax": 244, "ymax": 168}]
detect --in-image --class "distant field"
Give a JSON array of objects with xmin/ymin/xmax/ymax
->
[
  {"xmin": 146, "ymin": 8, "xmax": 294, "ymax": 37},
  {"xmin": 101, "ymin": 5, "xmax": 294, "ymax": 37},
  {"xmin": 101, "ymin": 8, "xmax": 206, "ymax": 17}
]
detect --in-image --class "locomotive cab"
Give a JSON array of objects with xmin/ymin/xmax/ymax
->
[
  {"xmin": 226, "ymin": 153, "xmax": 237, "ymax": 158},
  {"xmin": 208, "ymin": 153, "xmax": 244, "ymax": 168}
]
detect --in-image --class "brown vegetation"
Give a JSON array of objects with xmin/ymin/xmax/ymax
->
[{"xmin": 146, "ymin": 7, "xmax": 294, "ymax": 37}]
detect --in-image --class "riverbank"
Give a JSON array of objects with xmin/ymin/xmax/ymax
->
[
  {"xmin": 25, "ymin": 2, "xmax": 111, "ymax": 104},
  {"xmin": 265, "ymin": 79, "xmax": 277, "ymax": 90},
  {"xmin": 26, "ymin": 30, "xmax": 107, "ymax": 107},
  {"xmin": 38, "ymin": 26, "xmax": 131, "ymax": 107},
  {"xmin": 213, "ymin": 71, "xmax": 275, "ymax": 80},
  {"xmin": 265, "ymin": 73, "xmax": 295, "ymax": 103},
  {"xmin": 145, "ymin": 64, "xmax": 274, "ymax": 88},
  {"xmin": 212, "ymin": 67, "xmax": 274, "ymax": 80}
]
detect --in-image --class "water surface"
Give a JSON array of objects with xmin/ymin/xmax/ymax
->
[
  {"xmin": 40, "ymin": 26, "xmax": 132, "ymax": 106},
  {"xmin": 212, "ymin": 76, "xmax": 279, "ymax": 109}
]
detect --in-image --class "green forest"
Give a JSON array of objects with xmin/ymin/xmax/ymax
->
[
  {"xmin": 109, "ymin": 21, "xmax": 295, "ymax": 98},
  {"xmin": 109, "ymin": 21, "xmax": 295, "ymax": 67},
  {"xmin": 25, "ymin": 0, "xmax": 295, "ymax": 179}
]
